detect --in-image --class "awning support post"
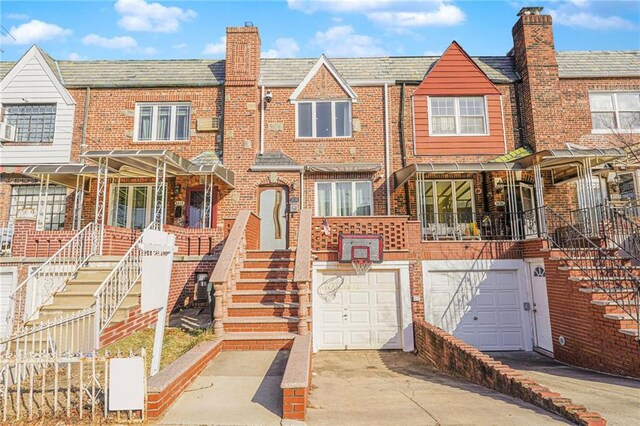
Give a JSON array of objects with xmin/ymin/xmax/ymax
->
[
  {"xmin": 72, "ymin": 175, "xmax": 86, "ymax": 231},
  {"xmin": 506, "ymin": 170, "xmax": 520, "ymax": 240},
  {"xmin": 533, "ymin": 164, "xmax": 547, "ymax": 237},
  {"xmin": 94, "ymin": 158, "xmax": 109, "ymax": 254},
  {"xmin": 35, "ymin": 174, "xmax": 51, "ymax": 231},
  {"xmin": 108, "ymin": 175, "xmax": 121, "ymax": 226},
  {"xmin": 202, "ymin": 174, "xmax": 214, "ymax": 229},
  {"xmin": 153, "ymin": 158, "xmax": 167, "ymax": 230}
]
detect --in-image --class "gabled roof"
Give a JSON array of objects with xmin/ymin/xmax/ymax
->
[
  {"xmin": 290, "ymin": 55, "xmax": 357, "ymax": 100},
  {"xmin": 0, "ymin": 45, "xmax": 75, "ymax": 105},
  {"xmin": 414, "ymin": 41, "xmax": 501, "ymax": 96},
  {"xmin": 556, "ymin": 51, "xmax": 640, "ymax": 78}
]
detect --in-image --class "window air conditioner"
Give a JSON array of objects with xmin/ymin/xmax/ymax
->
[
  {"xmin": 196, "ymin": 117, "xmax": 220, "ymax": 132},
  {"xmin": 0, "ymin": 122, "xmax": 16, "ymax": 141}
]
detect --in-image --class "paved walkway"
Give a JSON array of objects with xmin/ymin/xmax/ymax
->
[
  {"xmin": 307, "ymin": 351, "xmax": 569, "ymax": 425},
  {"xmin": 157, "ymin": 351, "xmax": 285, "ymax": 426},
  {"xmin": 490, "ymin": 351, "xmax": 640, "ymax": 426}
]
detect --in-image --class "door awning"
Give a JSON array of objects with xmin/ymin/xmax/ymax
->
[
  {"xmin": 394, "ymin": 162, "xmax": 524, "ymax": 187},
  {"xmin": 22, "ymin": 164, "xmax": 110, "ymax": 189},
  {"xmin": 81, "ymin": 149, "xmax": 235, "ymax": 187},
  {"xmin": 304, "ymin": 163, "xmax": 382, "ymax": 173}
]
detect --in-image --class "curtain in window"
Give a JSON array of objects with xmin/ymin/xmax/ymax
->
[
  {"xmin": 138, "ymin": 106, "xmax": 153, "ymax": 140},
  {"xmin": 335, "ymin": 102, "xmax": 351, "ymax": 137},
  {"xmin": 157, "ymin": 106, "xmax": 171, "ymax": 140},
  {"xmin": 175, "ymin": 106, "xmax": 190, "ymax": 140},
  {"xmin": 354, "ymin": 182, "xmax": 372, "ymax": 215},
  {"xmin": 317, "ymin": 183, "xmax": 332, "ymax": 216},
  {"xmin": 298, "ymin": 103, "xmax": 313, "ymax": 137}
]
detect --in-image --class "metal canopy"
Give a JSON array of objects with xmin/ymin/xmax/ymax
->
[
  {"xmin": 304, "ymin": 163, "xmax": 382, "ymax": 173},
  {"xmin": 82, "ymin": 149, "xmax": 235, "ymax": 187},
  {"xmin": 22, "ymin": 164, "xmax": 106, "ymax": 189},
  {"xmin": 394, "ymin": 162, "xmax": 524, "ymax": 187}
]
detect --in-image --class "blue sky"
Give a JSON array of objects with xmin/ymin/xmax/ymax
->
[{"xmin": 1, "ymin": 1, "xmax": 639, "ymax": 61}]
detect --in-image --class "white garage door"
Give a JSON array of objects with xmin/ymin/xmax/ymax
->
[
  {"xmin": 425, "ymin": 267, "xmax": 526, "ymax": 351},
  {"xmin": 0, "ymin": 269, "xmax": 16, "ymax": 338},
  {"xmin": 316, "ymin": 270, "xmax": 401, "ymax": 350}
]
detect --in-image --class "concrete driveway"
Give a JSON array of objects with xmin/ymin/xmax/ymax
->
[
  {"xmin": 307, "ymin": 351, "xmax": 568, "ymax": 426},
  {"xmin": 490, "ymin": 351, "xmax": 640, "ymax": 426}
]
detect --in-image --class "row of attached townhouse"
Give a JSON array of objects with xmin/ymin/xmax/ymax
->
[{"xmin": 0, "ymin": 7, "xmax": 639, "ymax": 377}]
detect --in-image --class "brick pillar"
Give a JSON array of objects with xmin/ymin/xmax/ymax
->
[
  {"xmin": 11, "ymin": 209, "xmax": 37, "ymax": 257},
  {"xmin": 511, "ymin": 7, "xmax": 563, "ymax": 151}
]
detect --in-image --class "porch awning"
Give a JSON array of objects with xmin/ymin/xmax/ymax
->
[
  {"xmin": 22, "ymin": 164, "xmax": 107, "ymax": 189},
  {"xmin": 516, "ymin": 148, "xmax": 625, "ymax": 183},
  {"xmin": 394, "ymin": 162, "xmax": 524, "ymax": 187},
  {"xmin": 304, "ymin": 163, "xmax": 382, "ymax": 173},
  {"xmin": 82, "ymin": 149, "xmax": 235, "ymax": 187}
]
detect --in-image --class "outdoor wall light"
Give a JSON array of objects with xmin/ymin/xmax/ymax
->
[
  {"xmin": 174, "ymin": 184, "xmax": 182, "ymax": 195},
  {"xmin": 265, "ymin": 91, "xmax": 273, "ymax": 103}
]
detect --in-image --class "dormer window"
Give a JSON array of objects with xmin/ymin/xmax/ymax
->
[
  {"xmin": 429, "ymin": 97, "xmax": 488, "ymax": 136},
  {"xmin": 296, "ymin": 100, "xmax": 352, "ymax": 138}
]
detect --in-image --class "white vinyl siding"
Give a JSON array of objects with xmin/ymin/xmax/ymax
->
[
  {"xmin": 590, "ymin": 92, "xmax": 640, "ymax": 131},
  {"xmin": 429, "ymin": 96, "xmax": 488, "ymax": 136},
  {"xmin": 296, "ymin": 101, "xmax": 352, "ymax": 138},
  {"xmin": 0, "ymin": 54, "xmax": 75, "ymax": 165},
  {"xmin": 134, "ymin": 103, "xmax": 191, "ymax": 142},
  {"xmin": 315, "ymin": 180, "xmax": 372, "ymax": 216}
]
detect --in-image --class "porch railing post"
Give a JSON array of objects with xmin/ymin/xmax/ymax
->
[
  {"xmin": 94, "ymin": 158, "xmax": 109, "ymax": 254},
  {"xmin": 35, "ymin": 174, "xmax": 51, "ymax": 231},
  {"xmin": 153, "ymin": 158, "xmax": 167, "ymax": 231},
  {"xmin": 534, "ymin": 164, "xmax": 547, "ymax": 237}
]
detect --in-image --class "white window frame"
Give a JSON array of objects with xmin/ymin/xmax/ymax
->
[
  {"xmin": 589, "ymin": 91, "xmax": 640, "ymax": 134},
  {"xmin": 108, "ymin": 184, "xmax": 155, "ymax": 229},
  {"xmin": 295, "ymin": 100, "xmax": 352, "ymax": 139},
  {"xmin": 133, "ymin": 102, "xmax": 191, "ymax": 142},
  {"xmin": 314, "ymin": 180, "xmax": 373, "ymax": 217},
  {"xmin": 416, "ymin": 178, "xmax": 476, "ymax": 219},
  {"xmin": 427, "ymin": 96, "xmax": 489, "ymax": 136}
]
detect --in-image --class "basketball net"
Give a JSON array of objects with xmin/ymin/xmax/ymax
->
[
  {"xmin": 352, "ymin": 258, "xmax": 372, "ymax": 276},
  {"xmin": 317, "ymin": 275, "xmax": 345, "ymax": 303}
]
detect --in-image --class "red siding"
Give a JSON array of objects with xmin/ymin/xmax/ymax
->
[{"xmin": 413, "ymin": 42, "xmax": 506, "ymax": 156}]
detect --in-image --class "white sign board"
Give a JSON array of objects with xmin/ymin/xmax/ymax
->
[
  {"xmin": 140, "ymin": 230, "xmax": 176, "ymax": 313},
  {"xmin": 109, "ymin": 357, "xmax": 145, "ymax": 411}
]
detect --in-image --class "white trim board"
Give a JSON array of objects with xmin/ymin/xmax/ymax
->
[{"xmin": 312, "ymin": 260, "xmax": 414, "ymax": 353}]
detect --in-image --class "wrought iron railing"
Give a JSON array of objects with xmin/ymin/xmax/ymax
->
[
  {"xmin": 418, "ymin": 209, "xmax": 541, "ymax": 241},
  {"xmin": 93, "ymin": 222, "xmax": 158, "ymax": 345},
  {"xmin": 0, "ymin": 307, "xmax": 95, "ymax": 356},
  {"xmin": 545, "ymin": 206, "xmax": 639, "ymax": 340},
  {"xmin": 0, "ymin": 221, "xmax": 13, "ymax": 256},
  {"xmin": 5, "ymin": 222, "xmax": 98, "ymax": 332}
]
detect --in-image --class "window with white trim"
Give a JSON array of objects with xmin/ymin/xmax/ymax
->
[
  {"xmin": 9, "ymin": 185, "xmax": 67, "ymax": 230},
  {"xmin": 315, "ymin": 180, "xmax": 372, "ymax": 216},
  {"xmin": 589, "ymin": 92, "xmax": 640, "ymax": 131},
  {"xmin": 134, "ymin": 103, "xmax": 191, "ymax": 142},
  {"xmin": 108, "ymin": 184, "xmax": 155, "ymax": 229},
  {"xmin": 429, "ymin": 97, "xmax": 488, "ymax": 136},
  {"xmin": 3, "ymin": 104, "xmax": 56, "ymax": 142},
  {"xmin": 297, "ymin": 101, "xmax": 352, "ymax": 138}
]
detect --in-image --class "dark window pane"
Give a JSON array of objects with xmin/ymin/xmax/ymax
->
[
  {"xmin": 298, "ymin": 103, "xmax": 312, "ymax": 137},
  {"xmin": 316, "ymin": 102, "xmax": 332, "ymax": 137},
  {"xmin": 335, "ymin": 102, "xmax": 351, "ymax": 137}
]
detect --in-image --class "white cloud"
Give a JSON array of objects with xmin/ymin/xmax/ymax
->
[
  {"xmin": 0, "ymin": 19, "xmax": 71, "ymax": 45},
  {"xmin": 311, "ymin": 25, "xmax": 387, "ymax": 57},
  {"xmin": 367, "ymin": 4, "xmax": 464, "ymax": 27},
  {"xmin": 115, "ymin": 0, "xmax": 196, "ymax": 33},
  {"xmin": 203, "ymin": 36, "xmax": 226, "ymax": 56},
  {"xmin": 82, "ymin": 34, "xmax": 138, "ymax": 49},
  {"xmin": 549, "ymin": 9, "xmax": 636, "ymax": 30},
  {"xmin": 288, "ymin": 0, "xmax": 394, "ymax": 13},
  {"xmin": 423, "ymin": 49, "xmax": 441, "ymax": 56},
  {"xmin": 67, "ymin": 52, "xmax": 86, "ymax": 60},
  {"xmin": 262, "ymin": 38, "xmax": 300, "ymax": 58}
]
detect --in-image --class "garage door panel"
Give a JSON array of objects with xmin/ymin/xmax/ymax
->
[
  {"xmin": 376, "ymin": 330, "xmax": 401, "ymax": 347},
  {"xmin": 321, "ymin": 331, "xmax": 345, "ymax": 349},
  {"xmin": 348, "ymin": 310, "xmax": 371, "ymax": 325},
  {"xmin": 374, "ymin": 291, "xmax": 397, "ymax": 305},
  {"xmin": 425, "ymin": 267, "xmax": 525, "ymax": 351},
  {"xmin": 322, "ymin": 309, "xmax": 344, "ymax": 324},
  {"xmin": 348, "ymin": 330, "xmax": 372, "ymax": 346},
  {"xmin": 375, "ymin": 310, "xmax": 398, "ymax": 325},
  {"xmin": 347, "ymin": 291, "xmax": 370, "ymax": 306}
]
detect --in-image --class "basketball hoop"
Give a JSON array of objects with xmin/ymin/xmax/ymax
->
[
  {"xmin": 317, "ymin": 275, "xmax": 345, "ymax": 303},
  {"xmin": 352, "ymin": 258, "xmax": 372, "ymax": 276}
]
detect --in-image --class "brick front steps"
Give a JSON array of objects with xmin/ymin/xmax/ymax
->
[{"xmin": 414, "ymin": 319, "xmax": 607, "ymax": 426}]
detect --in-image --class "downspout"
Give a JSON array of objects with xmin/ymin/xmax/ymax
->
[
  {"xmin": 384, "ymin": 84, "xmax": 391, "ymax": 215},
  {"xmin": 81, "ymin": 87, "xmax": 90, "ymax": 163},
  {"xmin": 399, "ymin": 83, "xmax": 411, "ymax": 216},
  {"xmin": 260, "ymin": 85, "xmax": 265, "ymax": 155}
]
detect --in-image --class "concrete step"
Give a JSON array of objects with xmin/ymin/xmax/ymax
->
[
  {"xmin": 235, "ymin": 281, "xmax": 299, "ymax": 292},
  {"xmin": 603, "ymin": 313, "xmax": 638, "ymax": 328},
  {"xmin": 239, "ymin": 268, "xmax": 294, "ymax": 280},
  {"xmin": 619, "ymin": 328, "xmax": 639, "ymax": 337},
  {"xmin": 54, "ymin": 285, "xmax": 141, "ymax": 305},
  {"xmin": 245, "ymin": 250, "xmax": 295, "ymax": 260},
  {"xmin": 231, "ymin": 289, "xmax": 299, "ymax": 304},
  {"xmin": 227, "ymin": 302, "xmax": 299, "ymax": 318},
  {"xmin": 591, "ymin": 299, "xmax": 639, "ymax": 315},
  {"xmin": 224, "ymin": 316, "xmax": 299, "ymax": 332},
  {"xmin": 223, "ymin": 332, "xmax": 297, "ymax": 340},
  {"xmin": 243, "ymin": 258, "xmax": 294, "ymax": 268},
  {"xmin": 75, "ymin": 267, "xmax": 114, "ymax": 280}
]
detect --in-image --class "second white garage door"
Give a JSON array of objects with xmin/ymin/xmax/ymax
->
[
  {"xmin": 424, "ymin": 261, "xmax": 529, "ymax": 351},
  {"xmin": 315, "ymin": 270, "xmax": 401, "ymax": 350}
]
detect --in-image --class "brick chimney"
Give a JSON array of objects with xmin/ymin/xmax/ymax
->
[
  {"xmin": 222, "ymin": 25, "xmax": 262, "ymax": 214},
  {"xmin": 512, "ymin": 7, "xmax": 563, "ymax": 151}
]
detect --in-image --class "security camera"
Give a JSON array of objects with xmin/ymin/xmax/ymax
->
[{"xmin": 265, "ymin": 91, "xmax": 273, "ymax": 103}]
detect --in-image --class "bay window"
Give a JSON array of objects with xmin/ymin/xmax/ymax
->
[
  {"xmin": 429, "ymin": 97, "xmax": 488, "ymax": 136},
  {"xmin": 135, "ymin": 103, "xmax": 191, "ymax": 142},
  {"xmin": 316, "ymin": 180, "xmax": 372, "ymax": 216},
  {"xmin": 297, "ymin": 100, "xmax": 352, "ymax": 138},
  {"xmin": 589, "ymin": 92, "xmax": 640, "ymax": 131}
]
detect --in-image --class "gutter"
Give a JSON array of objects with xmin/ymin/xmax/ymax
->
[
  {"xmin": 260, "ymin": 86, "xmax": 265, "ymax": 155},
  {"xmin": 249, "ymin": 165, "xmax": 305, "ymax": 172},
  {"xmin": 399, "ymin": 83, "xmax": 411, "ymax": 216},
  {"xmin": 81, "ymin": 87, "xmax": 90, "ymax": 162}
]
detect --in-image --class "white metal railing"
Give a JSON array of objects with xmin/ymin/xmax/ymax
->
[
  {"xmin": 5, "ymin": 222, "xmax": 99, "ymax": 333},
  {"xmin": 0, "ymin": 348, "xmax": 146, "ymax": 422},
  {"xmin": 0, "ymin": 307, "xmax": 95, "ymax": 356},
  {"xmin": 93, "ymin": 222, "xmax": 158, "ymax": 346},
  {"xmin": 0, "ymin": 221, "xmax": 13, "ymax": 256}
]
